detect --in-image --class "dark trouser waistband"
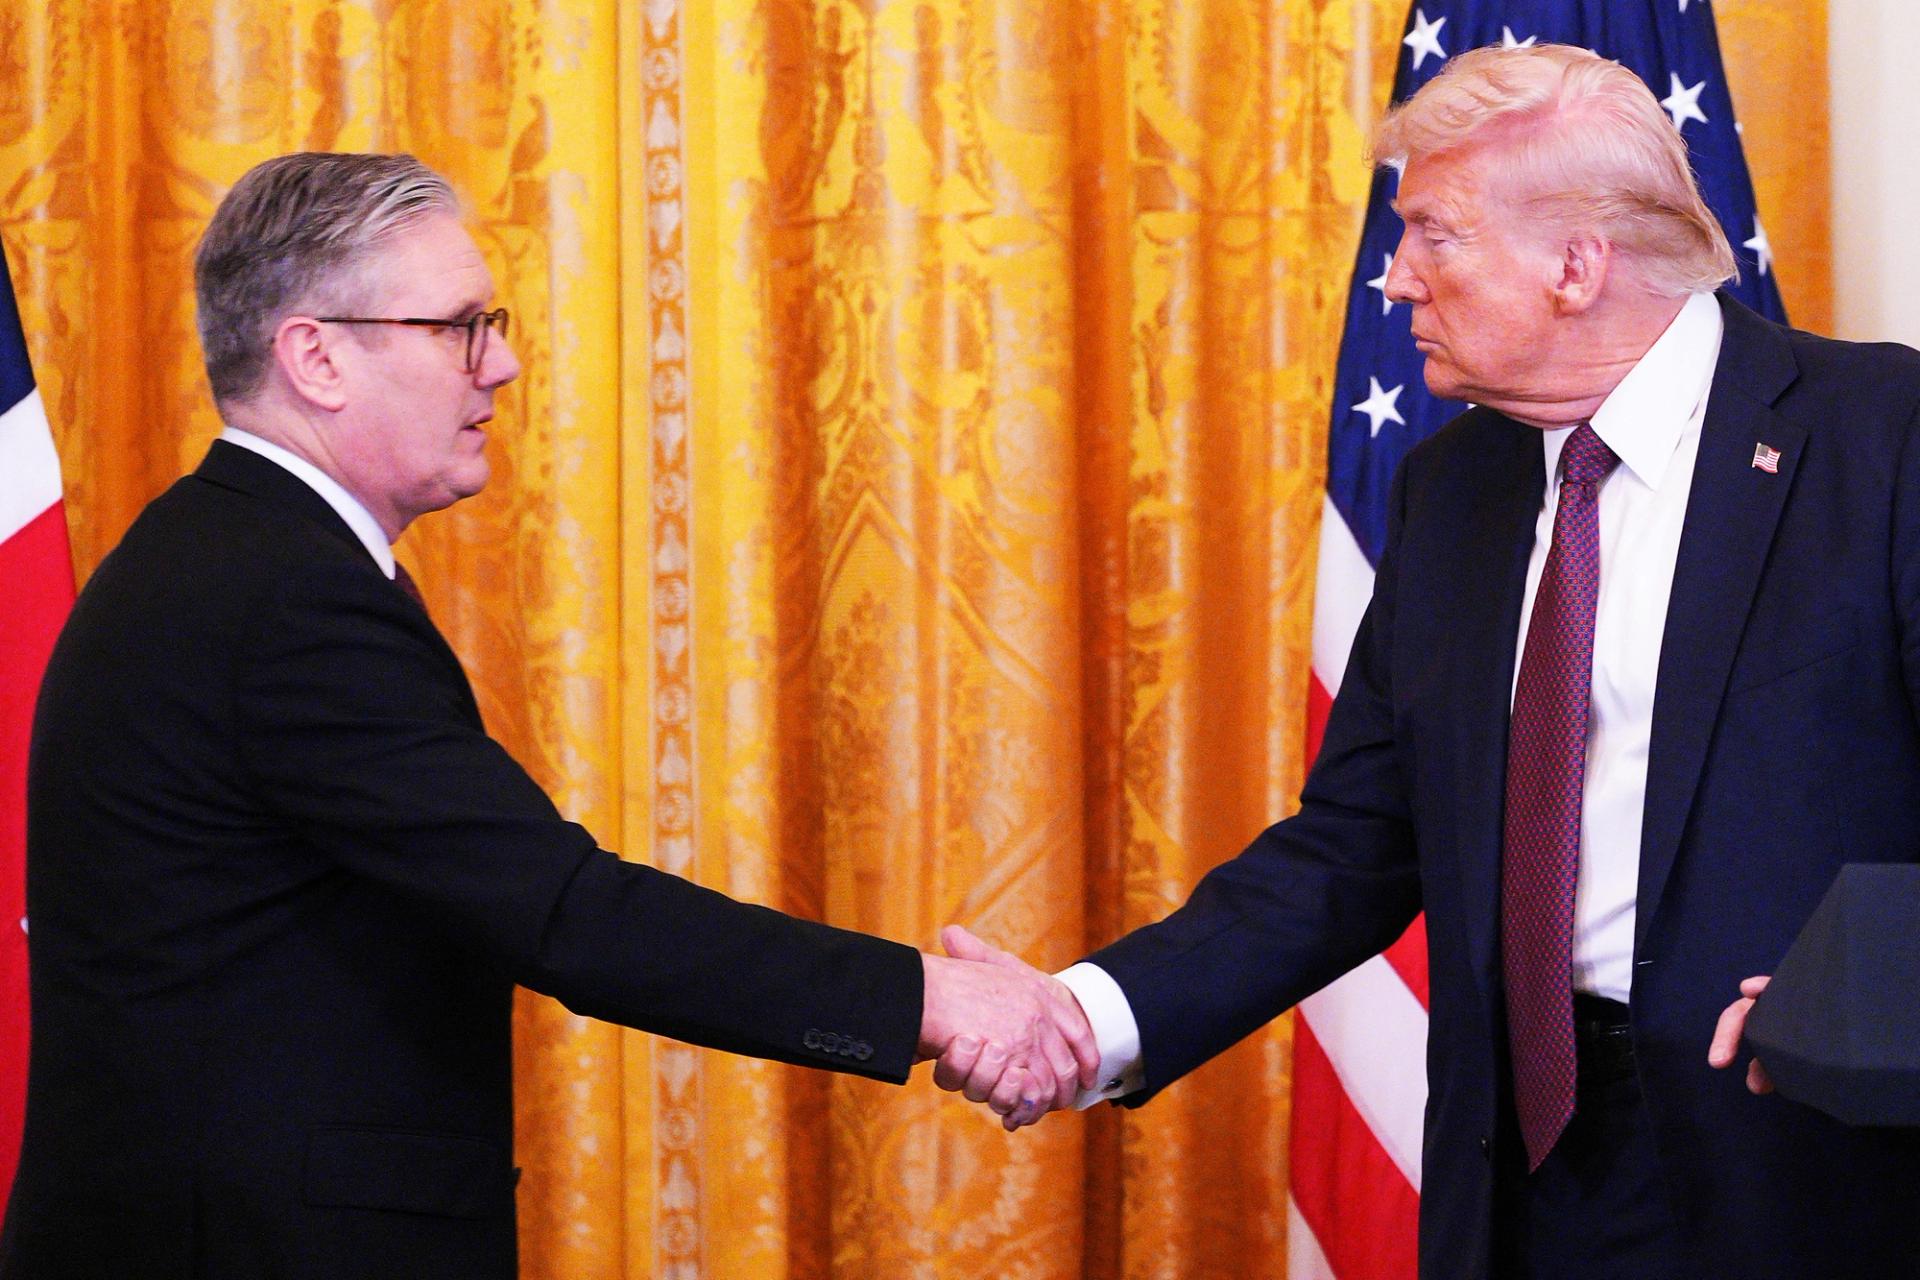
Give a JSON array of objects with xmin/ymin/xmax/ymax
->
[{"xmin": 1572, "ymin": 994, "xmax": 1634, "ymax": 1083}]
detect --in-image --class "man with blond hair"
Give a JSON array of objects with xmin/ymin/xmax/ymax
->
[{"xmin": 948, "ymin": 43, "xmax": 1920, "ymax": 1278}]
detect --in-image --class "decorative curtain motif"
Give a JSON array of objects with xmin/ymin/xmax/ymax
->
[
  {"xmin": 623, "ymin": 6, "xmax": 698, "ymax": 1279},
  {"xmin": 2, "ymin": 0, "xmax": 1826, "ymax": 1275}
]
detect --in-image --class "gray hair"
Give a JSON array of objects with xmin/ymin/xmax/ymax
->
[
  {"xmin": 194, "ymin": 152, "xmax": 460, "ymax": 407},
  {"xmin": 1374, "ymin": 44, "xmax": 1737, "ymax": 298}
]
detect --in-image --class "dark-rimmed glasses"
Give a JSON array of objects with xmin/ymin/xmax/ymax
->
[{"xmin": 315, "ymin": 307, "xmax": 510, "ymax": 373}]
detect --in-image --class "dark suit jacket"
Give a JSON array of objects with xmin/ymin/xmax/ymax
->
[
  {"xmin": 2, "ymin": 442, "xmax": 924, "ymax": 1279},
  {"xmin": 1090, "ymin": 296, "xmax": 1920, "ymax": 1278}
]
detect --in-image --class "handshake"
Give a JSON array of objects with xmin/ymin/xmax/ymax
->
[{"xmin": 915, "ymin": 925, "xmax": 1104, "ymax": 1131}]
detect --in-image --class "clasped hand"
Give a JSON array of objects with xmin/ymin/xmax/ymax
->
[{"xmin": 918, "ymin": 925, "xmax": 1099, "ymax": 1131}]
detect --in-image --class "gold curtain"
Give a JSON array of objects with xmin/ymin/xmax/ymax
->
[{"xmin": 1, "ymin": 1, "xmax": 1827, "ymax": 1275}]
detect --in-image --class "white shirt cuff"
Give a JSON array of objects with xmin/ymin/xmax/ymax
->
[{"xmin": 1055, "ymin": 961, "xmax": 1145, "ymax": 1107}]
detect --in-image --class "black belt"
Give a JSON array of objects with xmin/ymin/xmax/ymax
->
[{"xmin": 1572, "ymin": 994, "xmax": 1635, "ymax": 1084}]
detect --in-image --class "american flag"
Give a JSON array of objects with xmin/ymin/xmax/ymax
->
[
  {"xmin": 1752, "ymin": 442, "xmax": 1782, "ymax": 474},
  {"xmin": 0, "ymin": 242, "xmax": 74, "ymax": 1212},
  {"xmin": 1287, "ymin": 5, "xmax": 1784, "ymax": 1276}
]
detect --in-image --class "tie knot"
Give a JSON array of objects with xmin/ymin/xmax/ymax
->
[{"xmin": 1561, "ymin": 422, "xmax": 1619, "ymax": 488}]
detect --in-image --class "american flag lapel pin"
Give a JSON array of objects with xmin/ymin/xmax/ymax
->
[{"xmin": 1752, "ymin": 442, "xmax": 1782, "ymax": 473}]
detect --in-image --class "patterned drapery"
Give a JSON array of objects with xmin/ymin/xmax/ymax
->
[{"xmin": 0, "ymin": 1, "xmax": 1825, "ymax": 1275}]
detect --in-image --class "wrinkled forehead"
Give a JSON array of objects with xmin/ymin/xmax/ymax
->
[{"xmin": 1391, "ymin": 146, "xmax": 1503, "ymax": 225}]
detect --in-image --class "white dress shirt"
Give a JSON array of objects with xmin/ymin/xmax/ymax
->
[
  {"xmin": 219, "ymin": 426, "xmax": 397, "ymax": 579},
  {"xmin": 1059, "ymin": 292, "xmax": 1726, "ymax": 1106}
]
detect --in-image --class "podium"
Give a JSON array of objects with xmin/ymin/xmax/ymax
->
[{"xmin": 1744, "ymin": 862, "xmax": 1920, "ymax": 1127}]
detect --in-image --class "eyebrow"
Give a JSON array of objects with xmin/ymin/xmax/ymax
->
[
  {"xmin": 431, "ymin": 295, "xmax": 492, "ymax": 322},
  {"xmin": 1390, "ymin": 198, "xmax": 1461, "ymax": 236},
  {"xmin": 1391, "ymin": 201, "xmax": 1436, "ymax": 228}
]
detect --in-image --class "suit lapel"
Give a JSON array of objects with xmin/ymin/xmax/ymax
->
[
  {"xmin": 1449, "ymin": 412, "xmax": 1546, "ymax": 992},
  {"xmin": 1636, "ymin": 298, "xmax": 1803, "ymax": 954}
]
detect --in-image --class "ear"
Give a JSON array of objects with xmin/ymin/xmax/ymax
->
[
  {"xmin": 269, "ymin": 316, "xmax": 350, "ymax": 412},
  {"xmin": 1551, "ymin": 232, "xmax": 1611, "ymax": 316}
]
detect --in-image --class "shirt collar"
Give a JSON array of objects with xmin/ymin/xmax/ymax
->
[
  {"xmin": 1542, "ymin": 291, "xmax": 1723, "ymax": 491},
  {"xmin": 218, "ymin": 426, "xmax": 396, "ymax": 578}
]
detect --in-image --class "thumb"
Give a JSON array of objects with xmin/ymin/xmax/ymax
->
[
  {"xmin": 943, "ymin": 924, "xmax": 1036, "ymax": 977},
  {"xmin": 941, "ymin": 923, "xmax": 996, "ymax": 962}
]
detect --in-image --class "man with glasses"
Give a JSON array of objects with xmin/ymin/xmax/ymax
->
[{"xmin": 1, "ymin": 152, "xmax": 1096, "ymax": 1279}]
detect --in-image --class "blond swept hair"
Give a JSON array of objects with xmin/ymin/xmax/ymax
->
[{"xmin": 1374, "ymin": 44, "xmax": 1737, "ymax": 297}]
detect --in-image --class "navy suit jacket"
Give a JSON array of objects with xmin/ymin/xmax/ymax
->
[
  {"xmin": 3, "ymin": 442, "xmax": 924, "ymax": 1279},
  {"xmin": 1090, "ymin": 296, "xmax": 1920, "ymax": 1278}
]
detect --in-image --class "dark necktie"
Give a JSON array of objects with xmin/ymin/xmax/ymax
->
[
  {"xmin": 393, "ymin": 561, "xmax": 427, "ymax": 612},
  {"xmin": 1502, "ymin": 422, "xmax": 1619, "ymax": 1171}
]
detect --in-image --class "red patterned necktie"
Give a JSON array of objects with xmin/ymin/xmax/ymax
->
[{"xmin": 1502, "ymin": 421, "xmax": 1618, "ymax": 1171}]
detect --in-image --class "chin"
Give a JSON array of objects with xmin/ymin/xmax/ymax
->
[
  {"xmin": 1422, "ymin": 367, "xmax": 1467, "ymax": 402},
  {"xmin": 446, "ymin": 458, "xmax": 492, "ymax": 502},
  {"xmin": 457, "ymin": 433, "xmax": 492, "ymax": 475}
]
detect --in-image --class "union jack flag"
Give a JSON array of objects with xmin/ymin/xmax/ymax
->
[
  {"xmin": 0, "ymin": 241, "xmax": 74, "ymax": 1215},
  {"xmin": 1288, "ymin": 5, "xmax": 1783, "ymax": 1277}
]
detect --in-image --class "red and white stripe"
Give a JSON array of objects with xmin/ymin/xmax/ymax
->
[
  {"xmin": 1, "ymin": 380, "xmax": 74, "ymax": 1210},
  {"xmin": 1287, "ymin": 495, "xmax": 1428, "ymax": 1279}
]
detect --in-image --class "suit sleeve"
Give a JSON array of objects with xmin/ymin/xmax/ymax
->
[
  {"xmin": 235, "ymin": 562, "xmax": 923, "ymax": 1083},
  {"xmin": 1086, "ymin": 463, "xmax": 1425, "ymax": 1102}
]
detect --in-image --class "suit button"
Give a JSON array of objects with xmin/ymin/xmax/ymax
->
[
  {"xmin": 1480, "ymin": 1135, "xmax": 1491, "ymax": 1160},
  {"xmin": 853, "ymin": 1041, "xmax": 872, "ymax": 1061},
  {"xmin": 804, "ymin": 1029, "xmax": 823, "ymax": 1051}
]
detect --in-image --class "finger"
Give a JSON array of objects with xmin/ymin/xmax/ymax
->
[
  {"xmin": 1003, "ymin": 1085, "xmax": 1049, "ymax": 1132},
  {"xmin": 1748, "ymin": 1058, "xmax": 1775, "ymax": 1095},
  {"xmin": 933, "ymin": 1036, "xmax": 982, "ymax": 1093},
  {"xmin": 1035, "ymin": 1020, "xmax": 1082, "ymax": 1112},
  {"xmin": 1021, "ymin": 1019, "xmax": 1073, "ymax": 1113},
  {"xmin": 963, "ymin": 1041, "xmax": 1010, "ymax": 1105},
  {"xmin": 988, "ymin": 1060, "xmax": 1037, "ymax": 1119},
  {"xmin": 1707, "ymin": 997, "xmax": 1754, "ymax": 1068},
  {"xmin": 1048, "ymin": 988, "xmax": 1101, "ymax": 1089},
  {"xmin": 1740, "ymin": 975, "xmax": 1771, "ymax": 998}
]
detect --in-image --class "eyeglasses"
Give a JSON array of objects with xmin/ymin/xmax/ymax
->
[{"xmin": 315, "ymin": 307, "xmax": 510, "ymax": 373}]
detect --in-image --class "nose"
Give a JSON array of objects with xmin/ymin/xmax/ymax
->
[
  {"xmin": 1384, "ymin": 236, "xmax": 1427, "ymax": 306},
  {"xmin": 478, "ymin": 329, "xmax": 522, "ymax": 389}
]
